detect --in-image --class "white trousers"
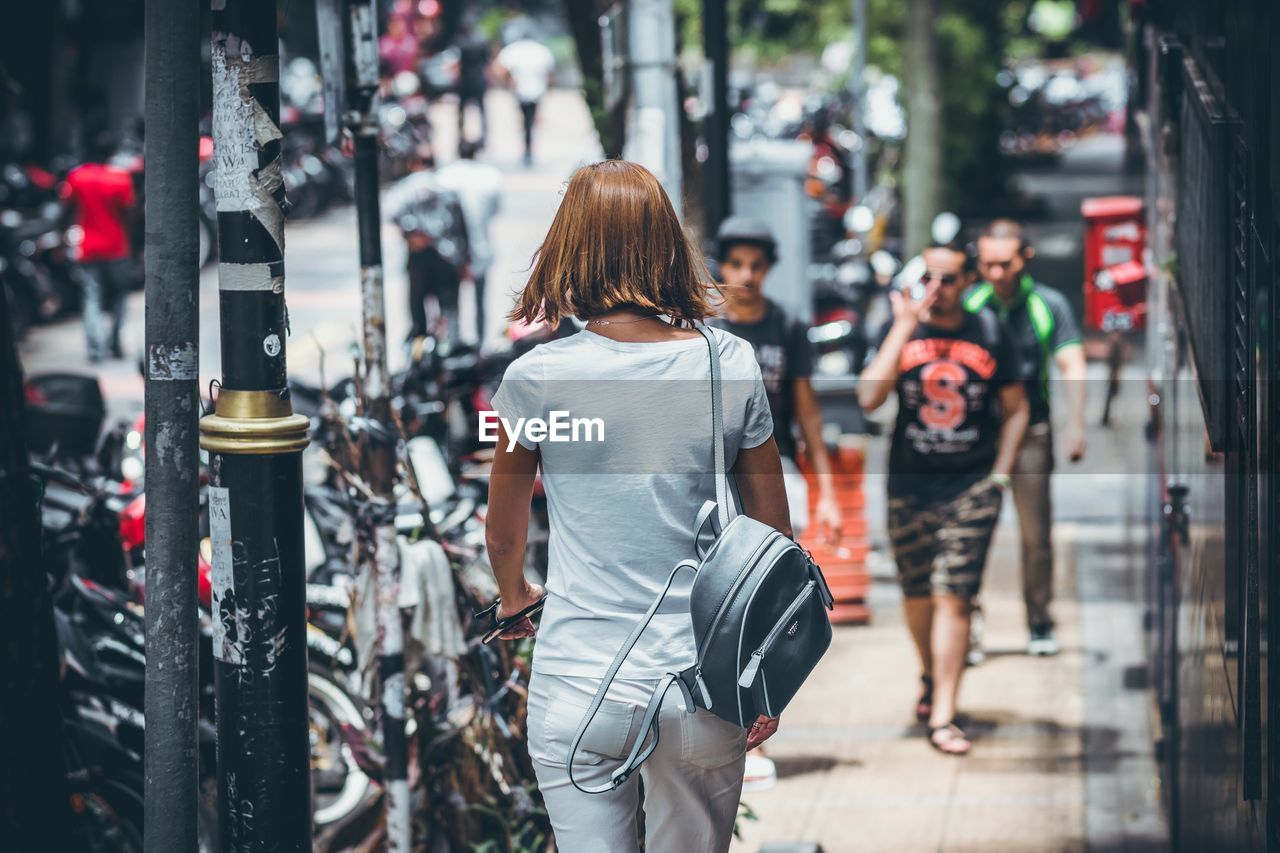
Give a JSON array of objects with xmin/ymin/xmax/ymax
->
[{"xmin": 526, "ymin": 671, "xmax": 747, "ymax": 853}]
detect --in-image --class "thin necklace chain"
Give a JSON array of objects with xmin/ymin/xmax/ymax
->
[{"xmin": 586, "ymin": 313, "xmax": 662, "ymax": 326}]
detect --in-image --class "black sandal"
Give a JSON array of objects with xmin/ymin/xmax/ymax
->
[
  {"xmin": 928, "ymin": 720, "xmax": 972, "ymax": 756},
  {"xmin": 915, "ymin": 675, "xmax": 933, "ymax": 722}
]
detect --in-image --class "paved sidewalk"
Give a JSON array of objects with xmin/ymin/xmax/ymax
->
[
  {"xmin": 730, "ymin": 494, "xmax": 1086, "ymax": 851},
  {"xmin": 730, "ymin": 361, "xmax": 1167, "ymax": 853}
]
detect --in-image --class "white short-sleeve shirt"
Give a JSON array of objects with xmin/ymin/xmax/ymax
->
[{"xmin": 489, "ymin": 327, "xmax": 774, "ymax": 681}]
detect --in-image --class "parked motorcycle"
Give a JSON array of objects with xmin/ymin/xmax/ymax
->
[{"xmin": 0, "ymin": 162, "xmax": 80, "ymax": 337}]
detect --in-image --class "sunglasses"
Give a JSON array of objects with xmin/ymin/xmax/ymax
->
[{"xmin": 919, "ymin": 272, "xmax": 961, "ymax": 286}]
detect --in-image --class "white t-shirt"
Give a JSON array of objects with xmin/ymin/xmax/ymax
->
[
  {"xmin": 496, "ymin": 39, "xmax": 556, "ymax": 104},
  {"xmin": 489, "ymin": 327, "xmax": 774, "ymax": 683}
]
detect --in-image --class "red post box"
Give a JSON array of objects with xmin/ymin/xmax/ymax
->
[{"xmin": 1081, "ymin": 196, "xmax": 1147, "ymax": 332}]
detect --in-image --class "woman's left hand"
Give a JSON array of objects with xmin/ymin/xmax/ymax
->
[
  {"xmin": 494, "ymin": 580, "xmax": 545, "ymax": 641},
  {"xmin": 747, "ymin": 714, "xmax": 780, "ymax": 750}
]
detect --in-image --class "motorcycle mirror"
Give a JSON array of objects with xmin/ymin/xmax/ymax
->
[
  {"xmin": 392, "ymin": 71, "xmax": 421, "ymax": 99},
  {"xmin": 845, "ymin": 205, "xmax": 875, "ymax": 235},
  {"xmin": 931, "ymin": 211, "xmax": 962, "ymax": 244}
]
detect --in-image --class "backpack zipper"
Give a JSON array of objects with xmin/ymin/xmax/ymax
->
[
  {"xmin": 737, "ymin": 580, "xmax": 817, "ymax": 689},
  {"xmin": 692, "ymin": 531, "xmax": 782, "ymax": 711},
  {"xmin": 695, "ymin": 531, "xmax": 782, "ymax": 655}
]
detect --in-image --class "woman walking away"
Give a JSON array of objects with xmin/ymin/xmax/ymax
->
[{"xmin": 484, "ymin": 160, "xmax": 790, "ymax": 852}]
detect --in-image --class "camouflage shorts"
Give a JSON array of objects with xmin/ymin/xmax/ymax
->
[{"xmin": 886, "ymin": 478, "xmax": 1003, "ymax": 599}]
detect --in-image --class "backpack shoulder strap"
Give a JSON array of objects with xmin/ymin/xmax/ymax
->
[
  {"xmin": 696, "ymin": 325, "xmax": 730, "ymax": 530},
  {"xmin": 964, "ymin": 282, "xmax": 995, "ymax": 313},
  {"xmin": 566, "ymin": 560, "xmax": 698, "ymax": 794},
  {"xmin": 1026, "ymin": 289, "xmax": 1055, "ymax": 352}
]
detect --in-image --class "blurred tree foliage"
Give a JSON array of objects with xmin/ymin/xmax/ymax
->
[{"xmin": 675, "ymin": 0, "xmax": 1029, "ymax": 210}]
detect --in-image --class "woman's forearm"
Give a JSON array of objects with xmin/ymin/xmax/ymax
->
[
  {"xmin": 486, "ymin": 525, "xmax": 529, "ymax": 600},
  {"xmin": 733, "ymin": 439, "xmax": 793, "ymax": 537},
  {"xmin": 485, "ymin": 424, "xmax": 540, "ymax": 602}
]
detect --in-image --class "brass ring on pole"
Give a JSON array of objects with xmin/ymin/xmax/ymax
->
[{"xmin": 199, "ymin": 389, "xmax": 311, "ymax": 455}]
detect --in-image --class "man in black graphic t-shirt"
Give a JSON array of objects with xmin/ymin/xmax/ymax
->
[
  {"xmin": 709, "ymin": 218, "xmax": 842, "ymax": 543},
  {"xmin": 880, "ymin": 308, "xmax": 1021, "ymax": 500},
  {"xmin": 713, "ymin": 295, "xmax": 811, "ymax": 459},
  {"xmin": 859, "ymin": 240, "xmax": 1029, "ymax": 757}
]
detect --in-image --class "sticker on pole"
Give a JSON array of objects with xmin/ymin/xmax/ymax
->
[
  {"xmin": 208, "ymin": 486, "xmax": 244, "ymax": 664},
  {"xmin": 210, "ymin": 31, "xmax": 286, "ymax": 253}
]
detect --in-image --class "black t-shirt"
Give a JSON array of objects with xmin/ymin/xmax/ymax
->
[
  {"xmin": 710, "ymin": 300, "xmax": 813, "ymax": 461},
  {"xmin": 876, "ymin": 309, "xmax": 1021, "ymax": 502}
]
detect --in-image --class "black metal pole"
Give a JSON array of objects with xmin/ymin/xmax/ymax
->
[
  {"xmin": 345, "ymin": 2, "xmax": 411, "ymax": 846},
  {"xmin": 703, "ymin": 0, "xmax": 730, "ymax": 243},
  {"xmin": 142, "ymin": 0, "xmax": 201, "ymax": 849},
  {"xmin": 200, "ymin": 1, "xmax": 312, "ymax": 849}
]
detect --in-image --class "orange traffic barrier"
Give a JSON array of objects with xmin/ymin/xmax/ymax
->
[{"xmin": 796, "ymin": 437, "xmax": 872, "ymax": 625}]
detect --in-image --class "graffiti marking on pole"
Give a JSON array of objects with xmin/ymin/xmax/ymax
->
[
  {"xmin": 208, "ymin": 486, "xmax": 245, "ymax": 664},
  {"xmin": 147, "ymin": 342, "xmax": 198, "ymax": 381},
  {"xmin": 360, "ymin": 265, "xmax": 387, "ymax": 400}
]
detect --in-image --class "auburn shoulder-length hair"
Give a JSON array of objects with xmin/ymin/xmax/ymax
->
[{"xmin": 510, "ymin": 160, "xmax": 716, "ymax": 326}]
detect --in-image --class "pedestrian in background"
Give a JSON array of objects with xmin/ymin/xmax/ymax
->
[
  {"xmin": 710, "ymin": 218, "xmax": 844, "ymax": 545},
  {"xmin": 436, "ymin": 140, "xmax": 501, "ymax": 345},
  {"xmin": 378, "ymin": 13, "xmax": 420, "ymax": 76},
  {"xmin": 455, "ymin": 19, "xmax": 491, "ymax": 150},
  {"xmin": 494, "ymin": 36, "xmax": 555, "ymax": 166},
  {"xmin": 968, "ymin": 219, "xmax": 1086, "ymax": 657},
  {"xmin": 384, "ymin": 146, "xmax": 471, "ymax": 343},
  {"xmin": 485, "ymin": 160, "xmax": 788, "ymax": 851},
  {"xmin": 62, "ymin": 130, "xmax": 136, "ymax": 363},
  {"xmin": 859, "ymin": 239, "xmax": 1029, "ymax": 755}
]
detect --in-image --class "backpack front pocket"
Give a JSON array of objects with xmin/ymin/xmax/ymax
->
[{"xmin": 736, "ymin": 581, "xmax": 831, "ymax": 718}]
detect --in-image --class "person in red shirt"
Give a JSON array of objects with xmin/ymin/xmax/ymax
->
[
  {"xmin": 378, "ymin": 14, "xmax": 420, "ymax": 77},
  {"xmin": 63, "ymin": 132, "xmax": 137, "ymax": 362}
]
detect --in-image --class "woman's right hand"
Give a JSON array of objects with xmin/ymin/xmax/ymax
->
[
  {"xmin": 494, "ymin": 580, "xmax": 545, "ymax": 641},
  {"xmin": 747, "ymin": 715, "xmax": 779, "ymax": 750}
]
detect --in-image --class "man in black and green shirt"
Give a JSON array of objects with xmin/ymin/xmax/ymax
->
[{"xmin": 969, "ymin": 219, "xmax": 1087, "ymax": 656}]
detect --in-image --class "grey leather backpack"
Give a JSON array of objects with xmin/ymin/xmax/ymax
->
[{"xmin": 568, "ymin": 325, "xmax": 834, "ymax": 794}]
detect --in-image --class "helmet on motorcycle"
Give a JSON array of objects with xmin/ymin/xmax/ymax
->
[{"xmin": 716, "ymin": 217, "xmax": 778, "ymax": 265}]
